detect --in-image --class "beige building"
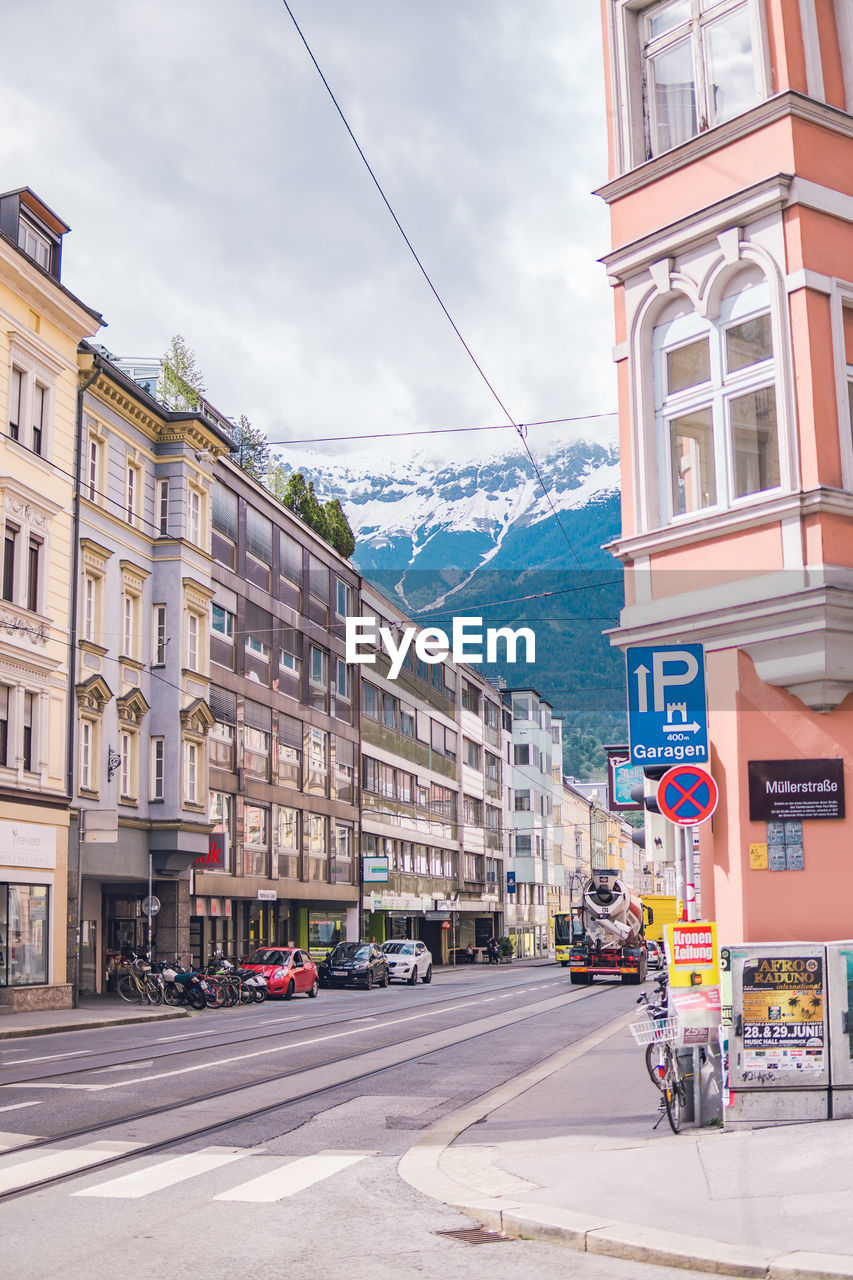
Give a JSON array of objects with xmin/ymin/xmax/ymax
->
[{"xmin": 0, "ymin": 188, "xmax": 101, "ymax": 1009}]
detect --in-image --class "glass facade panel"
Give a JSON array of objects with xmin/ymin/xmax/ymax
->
[
  {"xmin": 0, "ymin": 885, "xmax": 49, "ymax": 986},
  {"xmin": 670, "ymin": 406, "xmax": 716, "ymax": 514},
  {"xmin": 730, "ymin": 386, "xmax": 780, "ymax": 498}
]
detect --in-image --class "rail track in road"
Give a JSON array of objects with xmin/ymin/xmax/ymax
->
[
  {"xmin": 0, "ymin": 968, "xmax": 580, "ymax": 1089},
  {"xmin": 0, "ymin": 977, "xmax": 628, "ymax": 1203}
]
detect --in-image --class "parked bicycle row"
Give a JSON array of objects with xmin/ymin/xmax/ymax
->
[{"xmin": 114, "ymin": 938, "xmax": 436, "ymax": 1010}]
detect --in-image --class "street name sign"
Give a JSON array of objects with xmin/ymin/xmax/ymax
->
[
  {"xmin": 658, "ymin": 764, "xmax": 718, "ymax": 827},
  {"xmin": 626, "ymin": 643, "xmax": 708, "ymax": 765}
]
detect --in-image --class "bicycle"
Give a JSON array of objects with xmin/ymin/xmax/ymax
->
[
  {"xmin": 116, "ymin": 954, "xmax": 163, "ymax": 1006},
  {"xmin": 631, "ymin": 973, "xmax": 688, "ymax": 1133}
]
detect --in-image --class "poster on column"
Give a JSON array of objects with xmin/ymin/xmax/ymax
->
[{"xmin": 741, "ymin": 954, "xmax": 825, "ymax": 1072}]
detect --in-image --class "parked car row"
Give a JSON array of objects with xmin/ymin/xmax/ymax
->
[{"xmin": 239, "ymin": 940, "xmax": 434, "ymax": 997}]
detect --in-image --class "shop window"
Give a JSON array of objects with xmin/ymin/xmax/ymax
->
[{"xmin": 0, "ymin": 884, "xmax": 49, "ymax": 987}]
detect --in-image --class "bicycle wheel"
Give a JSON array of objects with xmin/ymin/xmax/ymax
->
[
  {"xmin": 664, "ymin": 1061, "xmax": 686, "ymax": 1134},
  {"xmin": 144, "ymin": 977, "xmax": 164, "ymax": 1006},
  {"xmin": 645, "ymin": 1041, "xmax": 667, "ymax": 1091},
  {"xmin": 117, "ymin": 974, "xmax": 141, "ymax": 1004}
]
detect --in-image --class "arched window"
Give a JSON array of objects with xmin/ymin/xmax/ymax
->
[{"xmin": 652, "ymin": 275, "xmax": 780, "ymax": 522}]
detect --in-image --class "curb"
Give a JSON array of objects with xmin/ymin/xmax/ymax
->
[
  {"xmin": 397, "ymin": 1011, "xmax": 853, "ymax": 1280},
  {"xmin": 0, "ymin": 1008, "xmax": 190, "ymax": 1040}
]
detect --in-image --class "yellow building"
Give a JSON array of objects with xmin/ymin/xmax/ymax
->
[{"xmin": 0, "ymin": 189, "xmax": 101, "ymax": 1009}]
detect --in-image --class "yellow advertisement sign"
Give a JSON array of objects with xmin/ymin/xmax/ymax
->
[
  {"xmin": 749, "ymin": 842, "xmax": 768, "ymax": 870},
  {"xmin": 664, "ymin": 920, "xmax": 719, "ymax": 988}
]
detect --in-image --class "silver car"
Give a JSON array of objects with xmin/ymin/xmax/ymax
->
[
  {"xmin": 381, "ymin": 939, "xmax": 433, "ymax": 984},
  {"xmin": 646, "ymin": 939, "xmax": 664, "ymax": 970}
]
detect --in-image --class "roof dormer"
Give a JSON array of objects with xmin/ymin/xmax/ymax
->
[{"xmin": 0, "ymin": 188, "xmax": 69, "ymax": 281}]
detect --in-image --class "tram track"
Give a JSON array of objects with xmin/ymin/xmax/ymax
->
[
  {"xmin": 0, "ymin": 969, "xmax": 578, "ymax": 1090},
  {"xmin": 0, "ymin": 980, "xmax": 623, "ymax": 1202}
]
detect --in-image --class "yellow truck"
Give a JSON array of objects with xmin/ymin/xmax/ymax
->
[{"xmin": 642, "ymin": 895, "xmax": 678, "ymax": 946}]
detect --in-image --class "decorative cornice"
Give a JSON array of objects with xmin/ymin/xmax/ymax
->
[
  {"xmin": 607, "ymin": 488, "xmax": 853, "ymax": 563},
  {"xmin": 119, "ymin": 559, "xmax": 151, "ymax": 584},
  {"xmin": 116, "ymin": 687, "xmax": 150, "ymax": 725},
  {"xmin": 76, "ymin": 673, "xmax": 113, "ymax": 713},
  {"xmin": 596, "ymin": 91, "xmax": 853, "ymax": 206},
  {"xmin": 180, "ymin": 696, "xmax": 214, "ymax": 735},
  {"xmin": 77, "ymin": 639, "xmax": 107, "ymax": 659},
  {"xmin": 91, "ymin": 377, "xmax": 165, "ymax": 440},
  {"xmin": 80, "ymin": 538, "xmax": 112, "ymax": 569}
]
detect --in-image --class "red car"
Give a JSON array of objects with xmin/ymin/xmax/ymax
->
[{"xmin": 241, "ymin": 948, "xmax": 319, "ymax": 999}]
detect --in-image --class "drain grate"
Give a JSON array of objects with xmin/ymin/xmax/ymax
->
[{"xmin": 434, "ymin": 1227, "xmax": 513, "ymax": 1246}]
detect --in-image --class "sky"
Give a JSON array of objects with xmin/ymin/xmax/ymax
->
[{"xmin": 1, "ymin": 0, "xmax": 617, "ymax": 468}]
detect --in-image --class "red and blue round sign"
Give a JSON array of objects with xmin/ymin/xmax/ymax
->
[{"xmin": 657, "ymin": 765, "xmax": 718, "ymax": 826}]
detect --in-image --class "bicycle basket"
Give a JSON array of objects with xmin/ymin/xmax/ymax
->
[
  {"xmin": 630, "ymin": 1016, "xmax": 679, "ymax": 1045},
  {"xmin": 132, "ymin": 959, "xmax": 151, "ymax": 973}
]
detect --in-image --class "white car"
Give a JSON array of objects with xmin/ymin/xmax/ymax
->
[{"xmin": 381, "ymin": 939, "xmax": 433, "ymax": 984}]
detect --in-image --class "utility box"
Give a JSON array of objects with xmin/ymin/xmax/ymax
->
[{"xmin": 722, "ymin": 943, "xmax": 829, "ymax": 1127}]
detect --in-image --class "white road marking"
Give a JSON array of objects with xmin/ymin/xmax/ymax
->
[
  {"xmin": 73, "ymin": 1145, "xmax": 248, "ymax": 1198},
  {"xmin": 0, "ymin": 1140, "xmax": 141, "ymax": 1193},
  {"xmin": 4, "ymin": 1050, "xmax": 91, "ymax": 1066},
  {"xmin": 0, "ymin": 1102, "xmax": 41, "ymax": 1114},
  {"xmin": 0, "ymin": 1130, "xmax": 38, "ymax": 1149},
  {"xmin": 214, "ymin": 1149, "xmax": 372, "ymax": 1203}
]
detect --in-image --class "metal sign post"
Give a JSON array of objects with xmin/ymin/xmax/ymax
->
[{"xmin": 626, "ymin": 644, "xmax": 709, "ymax": 767}]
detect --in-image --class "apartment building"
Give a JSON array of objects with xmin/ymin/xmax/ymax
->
[
  {"xmin": 69, "ymin": 346, "xmax": 231, "ymax": 992},
  {"xmin": 0, "ymin": 189, "xmax": 102, "ymax": 1009},
  {"xmin": 199, "ymin": 458, "xmax": 361, "ymax": 962},
  {"xmin": 359, "ymin": 584, "xmax": 508, "ymax": 959},
  {"xmin": 599, "ymin": 0, "xmax": 853, "ymax": 941}
]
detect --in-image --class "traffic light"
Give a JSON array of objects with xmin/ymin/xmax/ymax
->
[{"xmin": 630, "ymin": 765, "xmax": 669, "ymax": 814}]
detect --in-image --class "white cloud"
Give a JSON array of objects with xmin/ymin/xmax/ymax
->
[{"xmin": 0, "ymin": 0, "xmax": 617, "ymax": 463}]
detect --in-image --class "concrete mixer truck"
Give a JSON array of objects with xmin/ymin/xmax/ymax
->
[{"xmin": 554, "ymin": 868, "xmax": 650, "ymax": 985}]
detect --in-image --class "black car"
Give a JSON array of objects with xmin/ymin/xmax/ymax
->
[{"xmin": 318, "ymin": 941, "xmax": 390, "ymax": 990}]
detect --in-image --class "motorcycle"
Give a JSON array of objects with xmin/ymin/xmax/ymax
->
[{"xmin": 158, "ymin": 960, "xmax": 212, "ymax": 1010}]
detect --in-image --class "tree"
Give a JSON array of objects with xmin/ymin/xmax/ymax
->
[
  {"xmin": 231, "ymin": 414, "xmax": 270, "ymax": 483},
  {"xmin": 324, "ymin": 498, "xmax": 356, "ymax": 558},
  {"xmin": 161, "ymin": 334, "xmax": 206, "ymax": 411}
]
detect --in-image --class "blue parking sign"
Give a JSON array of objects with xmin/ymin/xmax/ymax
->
[{"xmin": 626, "ymin": 644, "xmax": 708, "ymax": 767}]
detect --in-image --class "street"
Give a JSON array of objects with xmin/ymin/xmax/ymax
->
[{"xmin": 0, "ymin": 964, "xmax": 714, "ymax": 1280}]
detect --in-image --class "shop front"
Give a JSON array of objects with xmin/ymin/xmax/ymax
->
[{"xmin": 0, "ymin": 814, "xmax": 70, "ymax": 1011}]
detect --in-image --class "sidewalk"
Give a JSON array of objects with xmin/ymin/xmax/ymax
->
[
  {"xmin": 0, "ymin": 996, "xmax": 189, "ymax": 1040},
  {"xmin": 400, "ymin": 1004, "xmax": 853, "ymax": 1280}
]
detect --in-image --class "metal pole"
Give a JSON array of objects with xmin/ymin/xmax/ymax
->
[
  {"xmin": 147, "ymin": 853, "xmax": 153, "ymax": 961},
  {"xmin": 693, "ymin": 1046, "xmax": 703, "ymax": 1128},
  {"xmin": 675, "ymin": 825, "xmax": 686, "ymax": 921},
  {"xmin": 684, "ymin": 824, "xmax": 697, "ymax": 923}
]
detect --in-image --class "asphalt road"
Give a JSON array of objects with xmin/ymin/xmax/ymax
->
[{"xmin": 0, "ymin": 965, "xmax": 713, "ymax": 1279}]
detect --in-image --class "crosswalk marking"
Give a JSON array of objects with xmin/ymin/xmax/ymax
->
[
  {"xmin": 0, "ymin": 1129, "xmax": 38, "ymax": 1150},
  {"xmin": 73, "ymin": 1146, "xmax": 248, "ymax": 1199},
  {"xmin": 213, "ymin": 1149, "xmax": 373, "ymax": 1203},
  {"xmin": 0, "ymin": 1140, "xmax": 140, "ymax": 1193}
]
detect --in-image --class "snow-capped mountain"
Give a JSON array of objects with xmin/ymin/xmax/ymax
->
[
  {"xmin": 272, "ymin": 437, "xmax": 626, "ymax": 775},
  {"xmin": 274, "ymin": 439, "xmax": 621, "ymax": 611}
]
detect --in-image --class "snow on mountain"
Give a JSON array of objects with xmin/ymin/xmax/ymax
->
[{"xmin": 272, "ymin": 439, "xmax": 620, "ymax": 580}]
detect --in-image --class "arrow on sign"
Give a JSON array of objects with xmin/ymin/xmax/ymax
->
[
  {"xmin": 663, "ymin": 722, "xmax": 702, "ymax": 735},
  {"xmin": 634, "ymin": 664, "xmax": 650, "ymax": 714}
]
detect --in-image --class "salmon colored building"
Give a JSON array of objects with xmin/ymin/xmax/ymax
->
[{"xmin": 598, "ymin": 0, "xmax": 853, "ymax": 942}]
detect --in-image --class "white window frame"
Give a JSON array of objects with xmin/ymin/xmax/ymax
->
[
  {"xmin": 122, "ymin": 592, "xmax": 134, "ymax": 658},
  {"xmin": 187, "ymin": 611, "xmax": 199, "ymax": 671},
  {"xmin": 184, "ymin": 739, "xmax": 199, "ymax": 805},
  {"xmin": 83, "ymin": 574, "xmax": 97, "ymax": 643},
  {"xmin": 18, "ymin": 215, "xmax": 52, "ymax": 269},
  {"xmin": 187, "ymin": 485, "xmax": 202, "ymax": 547},
  {"xmin": 157, "ymin": 478, "xmax": 169, "ymax": 536},
  {"xmin": 79, "ymin": 717, "xmax": 94, "ymax": 792},
  {"xmin": 609, "ymin": 0, "xmax": 769, "ymax": 171},
  {"xmin": 654, "ymin": 281, "xmax": 783, "ymax": 523},
  {"xmin": 125, "ymin": 461, "xmax": 137, "ymax": 525},
  {"xmin": 150, "ymin": 736, "xmax": 165, "ymax": 800},
  {"xmin": 153, "ymin": 604, "xmax": 167, "ymax": 665},
  {"xmin": 120, "ymin": 730, "xmax": 134, "ymax": 800},
  {"xmin": 211, "ymin": 603, "xmax": 234, "ymax": 643}
]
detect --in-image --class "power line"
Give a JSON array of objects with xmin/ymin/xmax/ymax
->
[
  {"xmin": 266, "ymin": 412, "xmax": 618, "ymax": 448},
  {"xmin": 277, "ymin": 0, "xmax": 611, "ymax": 615}
]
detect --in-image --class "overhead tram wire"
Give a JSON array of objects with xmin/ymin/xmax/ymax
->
[
  {"xmin": 278, "ymin": 0, "xmax": 612, "ymax": 616},
  {"xmin": 264, "ymin": 412, "xmax": 618, "ymax": 448}
]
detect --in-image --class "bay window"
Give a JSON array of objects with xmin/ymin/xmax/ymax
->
[
  {"xmin": 642, "ymin": 0, "xmax": 760, "ymax": 158},
  {"xmin": 654, "ymin": 279, "xmax": 780, "ymax": 522}
]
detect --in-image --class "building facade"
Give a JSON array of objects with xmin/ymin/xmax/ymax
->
[
  {"xmin": 359, "ymin": 585, "xmax": 508, "ymax": 960},
  {"xmin": 199, "ymin": 459, "xmax": 361, "ymax": 963},
  {"xmin": 0, "ymin": 189, "xmax": 101, "ymax": 1009},
  {"xmin": 599, "ymin": 0, "xmax": 853, "ymax": 942},
  {"xmin": 69, "ymin": 347, "xmax": 231, "ymax": 992}
]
